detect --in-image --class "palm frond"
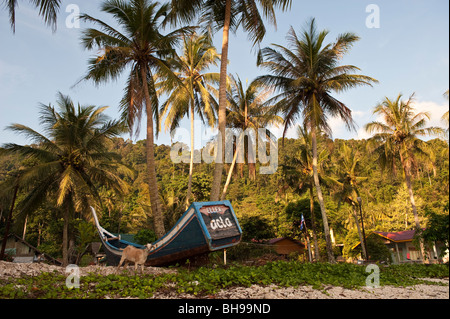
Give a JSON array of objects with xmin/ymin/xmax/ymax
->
[
  {"xmin": 258, "ymin": 19, "xmax": 376, "ymax": 138},
  {"xmin": 7, "ymin": 0, "xmax": 61, "ymax": 32},
  {"xmin": 5, "ymin": 124, "xmax": 54, "ymax": 147}
]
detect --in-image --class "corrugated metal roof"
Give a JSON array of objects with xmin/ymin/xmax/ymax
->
[
  {"xmin": 351, "ymin": 230, "xmax": 418, "ymax": 250},
  {"xmin": 374, "ymin": 230, "xmax": 416, "ymax": 243}
]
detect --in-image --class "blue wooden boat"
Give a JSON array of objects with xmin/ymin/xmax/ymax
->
[{"xmin": 91, "ymin": 201, "xmax": 242, "ymax": 266}]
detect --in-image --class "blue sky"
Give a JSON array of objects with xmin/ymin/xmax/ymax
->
[{"xmin": 0, "ymin": 0, "xmax": 448, "ymax": 148}]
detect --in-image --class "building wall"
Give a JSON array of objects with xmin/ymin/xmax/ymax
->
[
  {"xmin": 387, "ymin": 241, "xmax": 447, "ymax": 264},
  {"xmin": 6, "ymin": 237, "xmax": 34, "ymax": 256}
]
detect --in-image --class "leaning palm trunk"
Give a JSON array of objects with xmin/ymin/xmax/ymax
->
[
  {"xmin": 352, "ymin": 206, "xmax": 367, "ymax": 260},
  {"xmin": 79, "ymin": 1, "xmax": 190, "ymax": 240},
  {"xmin": 400, "ymin": 152, "xmax": 426, "ymax": 261},
  {"xmin": 311, "ymin": 124, "xmax": 335, "ymax": 263},
  {"xmin": 186, "ymin": 100, "xmax": 195, "ymax": 209},
  {"xmin": 210, "ymin": 0, "xmax": 231, "ymax": 201},
  {"xmin": 247, "ymin": 135, "xmax": 256, "ymax": 180},
  {"xmin": 309, "ymin": 187, "xmax": 321, "ymax": 261},
  {"xmin": 62, "ymin": 208, "xmax": 69, "ymax": 266},
  {"xmin": 62, "ymin": 197, "xmax": 74, "ymax": 267},
  {"xmin": 221, "ymin": 138, "xmax": 241, "ymax": 200},
  {"xmin": 142, "ymin": 66, "xmax": 165, "ymax": 238}
]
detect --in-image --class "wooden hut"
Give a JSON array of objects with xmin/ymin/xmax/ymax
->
[{"xmin": 1, "ymin": 234, "xmax": 61, "ymax": 265}]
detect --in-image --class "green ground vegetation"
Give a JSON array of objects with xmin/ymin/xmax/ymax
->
[{"xmin": 0, "ymin": 262, "xmax": 447, "ymax": 299}]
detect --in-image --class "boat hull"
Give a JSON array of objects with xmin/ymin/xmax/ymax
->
[{"xmin": 91, "ymin": 201, "xmax": 242, "ymax": 266}]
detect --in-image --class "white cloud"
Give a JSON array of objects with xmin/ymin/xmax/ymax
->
[
  {"xmin": 356, "ymin": 127, "xmax": 373, "ymax": 140},
  {"xmin": 327, "ymin": 116, "xmax": 346, "ymax": 138},
  {"xmin": 412, "ymin": 100, "xmax": 449, "ymax": 129}
]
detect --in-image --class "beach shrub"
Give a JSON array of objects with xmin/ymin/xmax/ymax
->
[{"xmin": 134, "ymin": 229, "xmax": 157, "ymax": 245}]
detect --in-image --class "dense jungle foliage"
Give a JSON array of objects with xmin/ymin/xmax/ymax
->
[{"xmin": 1, "ymin": 134, "xmax": 448, "ymax": 262}]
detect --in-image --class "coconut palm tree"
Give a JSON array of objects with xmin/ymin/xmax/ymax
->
[
  {"xmin": 1, "ymin": 92, "xmax": 132, "ymax": 266},
  {"xmin": 365, "ymin": 93, "xmax": 445, "ymax": 261},
  {"xmin": 281, "ymin": 124, "xmax": 333, "ymax": 261},
  {"xmin": 257, "ymin": 18, "xmax": 378, "ymax": 262},
  {"xmin": 221, "ymin": 75, "xmax": 282, "ymax": 199},
  {"xmin": 167, "ymin": 0, "xmax": 293, "ymax": 201},
  {"xmin": 159, "ymin": 33, "xmax": 220, "ymax": 208},
  {"xmin": 4, "ymin": 0, "xmax": 61, "ymax": 32},
  {"xmin": 79, "ymin": 0, "xmax": 190, "ymax": 238},
  {"xmin": 333, "ymin": 143, "xmax": 368, "ymax": 260}
]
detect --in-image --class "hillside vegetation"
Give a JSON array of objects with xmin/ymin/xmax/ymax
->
[{"xmin": 1, "ymin": 135, "xmax": 448, "ymax": 262}]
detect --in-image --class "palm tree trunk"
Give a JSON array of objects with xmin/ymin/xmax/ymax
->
[
  {"xmin": 62, "ymin": 209, "xmax": 69, "ymax": 266},
  {"xmin": 221, "ymin": 140, "xmax": 240, "ymax": 200},
  {"xmin": 309, "ymin": 186, "xmax": 320, "ymax": 261},
  {"xmin": 186, "ymin": 99, "xmax": 195, "ymax": 209},
  {"xmin": 141, "ymin": 65, "xmax": 165, "ymax": 238},
  {"xmin": 248, "ymin": 134, "xmax": 256, "ymax": 181},
  {"xmin": 38, "ymin": 223, "xmax": 42, "ymax": 247},
  {"xmin": 311, "ymin": 123, "xmax": 335, "ymax": 263},
  {"xmin": 22, "ymin": 214, "xmax": 28, "ymax": 240},
  {"xmin": 62, "ymin": 198, "xmax": 73, "ymax": 267},
  {"xmin": 400, "ymin": 152, "xmax": 426, "ymax": 261},
  {"xmin": 353, "ymin": 205, "xmax": 367, "ymax": 260},
  {"xmin": 210, "ymin": 0, "xmax": 231, "ymax": 201}
]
